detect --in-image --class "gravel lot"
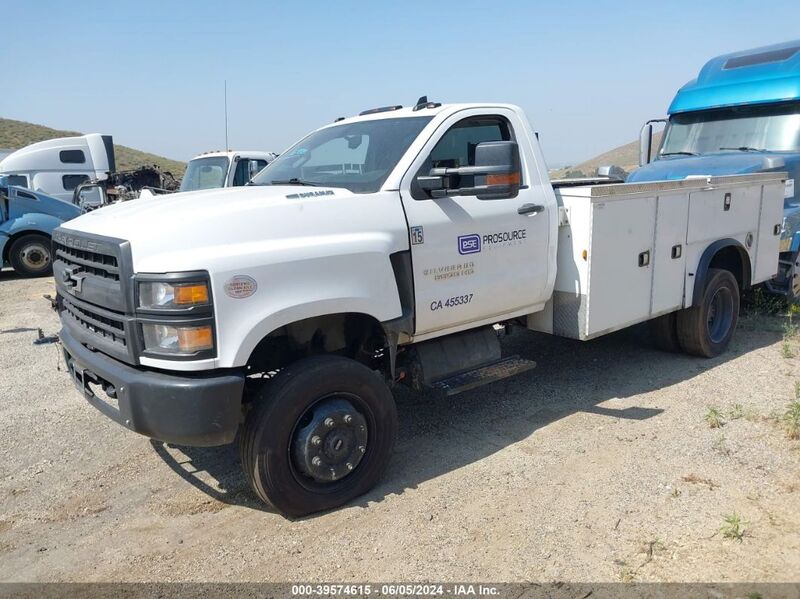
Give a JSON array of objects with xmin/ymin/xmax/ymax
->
[{"xmin": 0, "ymin": 268, "xmax": 798, "ymax": 583}]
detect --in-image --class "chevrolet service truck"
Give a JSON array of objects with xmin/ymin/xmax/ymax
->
[
  {"xmin": 52, "ymin": 99, "xmax": 785, "ymax": 516},
  {"xmin": 630, "ymin": 39, "xmax": 800, "ymax": 301}
]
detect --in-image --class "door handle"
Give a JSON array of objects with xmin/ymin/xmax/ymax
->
[{"xmin": 518, "ymin": 203, "xmax": 544, "ymax": 215}]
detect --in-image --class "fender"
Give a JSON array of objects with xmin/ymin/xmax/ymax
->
[
  {"xmin": 2, "ymin": 213, "xmax": 65, "ymax": 238},
  {"xmin": 691, "ymin": 238, "xmax": 751, "ymax": 307}
]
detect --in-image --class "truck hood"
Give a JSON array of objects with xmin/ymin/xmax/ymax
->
[
  {"xmin": 627, "ymin": 152, "xmax": 800, "ymax": 183},
  {"xmin": 60, "ymin": 185, "xmax": 398, "ymax": 272}
]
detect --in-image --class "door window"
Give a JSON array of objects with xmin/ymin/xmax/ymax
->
[
  {"xmin": 413, "ymin": 116, "xmax": 512, "ymax": 199},
  {"xmin": 62, "ymin": 174, "xmax": 90, "ymax": 190}
]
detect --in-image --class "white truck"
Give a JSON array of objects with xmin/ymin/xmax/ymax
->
[
  {"xmin": 52, "ymin": 99, "xmax": 785, "ymax": 517},
  {"xmin": 175, "ymin": 150, "xmax": 276, "ymax": 193}
]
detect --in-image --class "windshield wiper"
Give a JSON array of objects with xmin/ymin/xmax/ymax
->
[
  {"xmin": 660, "ymin": 151, "xmax": 699, "ymax": 157},
  {"xmin": 719, "ymin": 146, "xmax": 767, "ymax": 152},
  {"xmin": 267, "ymin": 178, "xmax": 324, "ymax": 187}
]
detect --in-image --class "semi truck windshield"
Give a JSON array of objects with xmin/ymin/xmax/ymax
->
[{"xmin": 659, "ymin": 102, "xmax": 800, "ymax": 157}]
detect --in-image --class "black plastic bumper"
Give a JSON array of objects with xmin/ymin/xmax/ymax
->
[{"xmin": 60, "ymin": 326, "xmax": 245, "ymax": 447}]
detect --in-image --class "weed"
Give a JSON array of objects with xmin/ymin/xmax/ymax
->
[
  {"xmin": 781, "ymin": 340, "xmax": 795, "ymax": 358},
  {"xmin": 729, "ymin": 403, "xmax": 744, "ymax": 420},
  {"xmin": 706, "ymin": 406, "xmax": 724, "ymax": 429},
  {"xmin": 713, "ymin": 433, "xmax": 730, "ymax": 456},
  {"xmin": 619, "ymin": 565, "xmax": 636, "ymax": 583},
  {"xmin": 784, "ymin": 401, "xmax": 800, "ymax": 440},
  {"xmin": 720, "ymin": 513, "xmax": 746, "ymax": 541}
]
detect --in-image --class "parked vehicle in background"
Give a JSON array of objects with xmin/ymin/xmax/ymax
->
[
  {"xmin": 0, "ymin": 134, "xmax": 179, "ymax": 208},
  {"xmin": 0, "ymin": 175, "xmax": 82, "ymax": 277},
  {"xmin": 52, "ymin": 99, "xmax": 784, "ymax": 516},
  {"xmin": 177, "ymin": 151, "xmax": 276, "ymax": 193},
  {"xmin": 0, "ymin": 134, "xmax": 115, "ymax": 204},
  {"xmin": 629, "ymin": 39, "xmax": 800, "ymax": 300}
]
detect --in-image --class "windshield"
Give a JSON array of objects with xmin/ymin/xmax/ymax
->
[
  {"xmin": 179, "ymin": 156, "xmax": 230, "ymax": 192},
  {"xmin": 250, "ymin": 116, "xmax": 433, "ymax": 193},
  {"xmin": 659, "ymin": 102, "xmax": 800, "ymax": 157}
]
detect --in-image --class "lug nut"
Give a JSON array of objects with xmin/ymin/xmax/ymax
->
[
  {"xmin": 359, "ymin": 445, "xmax": 366, "ymax": 453},
  {"xmin": 344, "ymin": 414, "xmax": 352, "ymax": 423},
  {"xmin": 311, "ymin": 456, "xmax": 322, "ymax": 467},
  {"xmin": 311, "ymin": 435, "xmax": 321, "ymax": 446},
  {"xmin": 324, "ymin": 417, "xmax": 335, "ymax": 427},
  {"xmin": 346, "ymin": 462, "xmax": 353, "ymax": 471}
]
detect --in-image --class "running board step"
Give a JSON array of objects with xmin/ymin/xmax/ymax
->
[{"xmin": 431, "ymin": 356, "xmax": 536, "ymax": 396}]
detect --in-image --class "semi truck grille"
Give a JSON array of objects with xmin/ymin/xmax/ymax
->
[{"xmin": 53, "ymin": 242, "xmax": 120, "ymax": 281}]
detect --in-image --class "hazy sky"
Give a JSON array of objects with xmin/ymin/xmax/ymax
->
[{"xmin": 2, "ymin": 0, "xmax": 799, "ymax": 168}]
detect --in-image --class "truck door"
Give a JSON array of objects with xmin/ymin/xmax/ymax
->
[{"xmin": 399, "ymin": 108, "xmax": 553, "ymax": 336}]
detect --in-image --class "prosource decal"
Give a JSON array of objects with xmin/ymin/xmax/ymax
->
[{"xmin": 225, "ymin": 275, "xmax": 258, "ymax": 299}]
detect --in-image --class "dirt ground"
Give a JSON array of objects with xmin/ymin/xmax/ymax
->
[{"xmin": 0, "ymin": 268, "xmax": 798, "ymax": 583}]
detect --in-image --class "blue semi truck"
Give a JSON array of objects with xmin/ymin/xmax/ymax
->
[
  {"xmin": 629, "ymin": 39, "xmax": 800, "ymax": 300},
  {"xmin": 0, "ymin": 175, "xmax": 82, "ymax": 277}
]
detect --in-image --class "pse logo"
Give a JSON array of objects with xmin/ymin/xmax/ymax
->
[{"xmin": 458, "ymin": 234, "xmax": 481, "ymax": 255}]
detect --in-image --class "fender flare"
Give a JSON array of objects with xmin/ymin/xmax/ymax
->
[{"xmin": 691, "ymin": 238, "xmax": 751, "ymax": 307}]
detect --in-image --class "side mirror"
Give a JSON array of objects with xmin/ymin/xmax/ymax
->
[
  {"xmin": 639, "ymin": 119, "xmax": 668, "ymax": 166},
  {"xmin": 418, "ymin": 140, "xmax": 521, "ymax": 200},
  {"xmin": 247, "ymin": 160, "xmax": 263, "ymax": 180},
  {"xmin": 639, "ymin": 123, "xmax": 653, "ymax": 166},
  {"xmin": 72, "ymin": 182, "xmax": 107, "ymax": 210},
  {"xmin": 597, "ymin": 165, "xmax": 627, "ymax": 182}
]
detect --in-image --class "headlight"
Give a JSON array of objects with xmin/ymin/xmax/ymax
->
[
  {"xmin": 139, "ymin": 281, "xmax": 210, "ymax": 310},
  {"xmin": 142, "ymin": 323, "xmax": 214, "ymax": 354}
]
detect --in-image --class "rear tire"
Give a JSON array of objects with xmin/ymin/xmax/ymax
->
[
  {"xmin": 676, "ymin": 268, "xmax": 740, "ymax": 357},
  {"xmin": 8, "ymin": 233, "xmax": 52, "ymax": 277},
  {"xmin": 649, "ymin": 312, "xmax": 681, "ymax": 352},
  {"xmin": 240, "ymin": 355, "xmax": 397, "ymax": 518}
]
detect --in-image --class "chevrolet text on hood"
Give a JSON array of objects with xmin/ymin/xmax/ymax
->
[
  {"xmin": 629, "ymin": 39, "xmax": 800, "ymax": 300},
  {"xmin": 54, "ymin": 95, "xmax": 785, "ymax": 517}
]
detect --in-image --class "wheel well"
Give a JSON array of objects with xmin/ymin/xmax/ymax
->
[
  {"xmin": 2, "ymin": 230, "xmax": 51, "ymax": 263},
  {"xmin": 246, "ymin": 312, "xmax": 389, "ymax": 375},
  {"xmin": 708, "ymin": 245, "xmax": 750, "ymax": 290}
]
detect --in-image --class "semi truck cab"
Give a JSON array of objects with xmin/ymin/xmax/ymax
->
[{"xmin": 629, "ymin": 39, "xmax": 800, "ymax": 299}]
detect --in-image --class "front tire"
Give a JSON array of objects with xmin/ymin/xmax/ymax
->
[
  {"xmin": 676, "ymin": 268, "xmax": 740, "ymax": 357},
  {"xmin": 240, "ymin": 355, "xmax": 398, "ymax": 517},
  {"xmin": 8, "ymin": 233, "xmax": 52, "ymax": 277}
]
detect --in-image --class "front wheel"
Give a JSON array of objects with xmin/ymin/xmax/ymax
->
[
  {"xmin": 239, "ymin": 355, "xmax": 398, "ymax": 517},
  {"xmin": 8, "ymin": 233, "xmax": 52, "ymax": 277},
  {"xmin": 676, "ymin": 268, "xmax": 740, "ymax": 357}
]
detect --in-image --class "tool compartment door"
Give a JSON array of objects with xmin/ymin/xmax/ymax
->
[
  {"xmin": 687, "ymin": 186, "xmax": 760, "ymax": 245},
  {"xmin": 753, "ymin": 181, "xmax": 784, "ymax": 283},
  {"xmin": 586, "ymin": 197, "xmax": 656, "ymax": 336},
  {"xmin": 651, "ymin": 193, "xmax": 690, "ymax": 314}
]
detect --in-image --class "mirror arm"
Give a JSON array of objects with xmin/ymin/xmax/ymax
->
[{"xmin": 430, "ymin": 164, "xmax": 514, "ymax": 177}]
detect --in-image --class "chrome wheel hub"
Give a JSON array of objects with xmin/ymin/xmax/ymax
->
[{"xmin": 20, "ymin": 243, "xmax": 50, "ymax": 271}]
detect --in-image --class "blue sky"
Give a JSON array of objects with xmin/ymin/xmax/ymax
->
[{"xmin": 2, "ymin": 0, "xmax": 799, "ymax": 167}]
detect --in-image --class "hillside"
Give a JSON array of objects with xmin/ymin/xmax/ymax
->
[
  {"xmin": 0, "ymin": 118, "xmax": 185, "ymax": 176},
  {"xmin": 550, "ymin": 131, "xmax": 663, "ymax": 179}
]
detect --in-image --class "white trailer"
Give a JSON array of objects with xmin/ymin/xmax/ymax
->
[{"xmin": 51, "ymin": 100, "xmax": 785, "ymax": 517}]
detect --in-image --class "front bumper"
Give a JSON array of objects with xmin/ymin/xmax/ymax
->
[{"xmin": 60, "ymin": 326, "xmax": 245, "ymax": 446}]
